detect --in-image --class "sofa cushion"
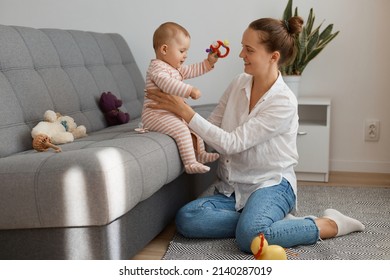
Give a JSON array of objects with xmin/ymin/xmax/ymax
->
[{"xmin": 0, "ymin": 118, "xmax": 184, "ymax": 230}]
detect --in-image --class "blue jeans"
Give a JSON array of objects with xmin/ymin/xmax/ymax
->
[{"xmin": 175, "ymin": 178, "xmax": 319, "ymax": 253}]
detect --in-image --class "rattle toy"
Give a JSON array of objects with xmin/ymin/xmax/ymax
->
[
  {"xmin": 32, "ymin": 134, "xmax": 62, "ymax": 153},
  {"xmin": 206, "ymin": 40, "xmax": 230, "ymax": 58},
  {"xmin": 250, "ymin": 233, "xmax": 287, "ymax": 260}
]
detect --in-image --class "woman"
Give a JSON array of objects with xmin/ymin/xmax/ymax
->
[{"xmin": 146, "ymin": 17, "xmax": 365, "ymax": 253}]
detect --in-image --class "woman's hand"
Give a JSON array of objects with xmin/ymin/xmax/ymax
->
[{"xmin": 145, "ymin": 89, "xmax": 196, "ymax": 123}]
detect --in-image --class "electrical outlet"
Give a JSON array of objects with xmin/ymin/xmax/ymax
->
[{"xmin": 364, "ymin": 119, "xmax": 380, "ymax": 142}]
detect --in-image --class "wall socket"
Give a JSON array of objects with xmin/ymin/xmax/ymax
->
[{"xmin": 364, "ymin": 119, "xmax": 380, "ymax": 142}]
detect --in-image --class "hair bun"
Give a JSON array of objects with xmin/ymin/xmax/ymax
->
[{"xmin": 286, "ymin": 16, "xmax": 304, "ymax": 35}]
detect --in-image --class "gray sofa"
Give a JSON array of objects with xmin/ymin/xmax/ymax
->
[{"xmin": 0, "ymin": 24, "xmax": 216, "ymax": 259}]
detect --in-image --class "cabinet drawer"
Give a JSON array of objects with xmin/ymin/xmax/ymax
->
[{"xmin": 295, "ymin": 124, "xmax": 329, "ymax": 173}]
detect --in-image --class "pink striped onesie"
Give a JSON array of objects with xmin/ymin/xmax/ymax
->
[{"xmin": 142, "ymin": 59, "xmax": 219, "ymax": 174}]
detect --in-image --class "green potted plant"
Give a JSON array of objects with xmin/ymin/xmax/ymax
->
[{"xmin": 280, "ymin": 0, "xmax": 339, "ymax": 96}]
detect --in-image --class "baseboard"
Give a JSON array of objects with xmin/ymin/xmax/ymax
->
[
  {"xmin": 296, "ymin": 172, "xmax": 329, "ymax": 182},
  {"xmin": 330, "ymin": 159, "xmax": 390, "ymax": 173}
]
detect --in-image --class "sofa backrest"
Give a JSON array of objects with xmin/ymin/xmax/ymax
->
[{"xmin": 0, "ymin": 24, "xmax": 145, "ymax": 158}]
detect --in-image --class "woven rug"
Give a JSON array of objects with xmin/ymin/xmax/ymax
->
[{"xmin": 163, "ymin": 185, "xmax": 390, "ymax": 260}]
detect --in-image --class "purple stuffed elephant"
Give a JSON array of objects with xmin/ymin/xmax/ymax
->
[{"xmin": 99, "ymin": 92, "xmax": 130, "ymax": 126}]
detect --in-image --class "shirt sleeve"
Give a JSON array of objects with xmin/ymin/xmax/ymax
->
[
  {"xmin": 207, "ymin": 79, "xmax": 231, "ymax": 127},
  {"xmin": 189, "ymin": 99, "xmax": 296, "ymax": 155}
]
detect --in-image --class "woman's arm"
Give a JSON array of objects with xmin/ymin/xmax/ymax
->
[
  {"xmin": 206, "ymin": 80, "xmax": 231, "ymax": 127},
  {"xmin": 145, "ymin": 89, "xmax": 296, "ymax": 155},
  {"xmin": 145, "ymin": 89, "xmax": 196, "ymax": 122},
  {"xmin": 189, "ymin": 102, "xmax": 296, "ymax": 155}
]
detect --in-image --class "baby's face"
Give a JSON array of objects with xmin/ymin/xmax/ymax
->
[{"xmin": 164, "ymin": 32, "xmax": 190, "ymax": 68}]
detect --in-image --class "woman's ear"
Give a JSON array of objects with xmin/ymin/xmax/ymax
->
[
  {"xmin": 270, "ymin": 51, "xmax": 280, "ymax": 63},
  {"xmin": 159, "ymin": 44, "xmax": 168, "ymax": 55}
]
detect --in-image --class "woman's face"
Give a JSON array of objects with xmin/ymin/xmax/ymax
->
[{"xmin": 239, "ymin": 28, "xmax": 274, "ymax": 77}]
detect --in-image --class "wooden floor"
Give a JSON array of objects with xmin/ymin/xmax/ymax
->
[{"xmin": 131, "ymin": 171, "xmax": 390, "ymax": 260}]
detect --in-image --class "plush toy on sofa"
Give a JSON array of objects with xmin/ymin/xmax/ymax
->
[
  {"xmin": 31, "ymin": 110, "xmax": 87, "ymax": 152},
  {"xmin": 99, "ymin": 91, "xmax": 130, "ymax": 126}
]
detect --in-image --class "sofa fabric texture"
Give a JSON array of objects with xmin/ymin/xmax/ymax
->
[{"xmin": 0, "ymin": 23, "xmax": 215, "ymax": 258}]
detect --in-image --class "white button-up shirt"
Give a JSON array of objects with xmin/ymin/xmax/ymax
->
[{"xmin": 188, "ymin": 72, "xmax": 299, "ymax": 210}]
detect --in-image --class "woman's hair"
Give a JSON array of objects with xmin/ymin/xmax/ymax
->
[
  {"xmin": 248, "ymin": 17, "xmax": 304, "ymax": 66},
  {"xmin": 153, "ymin": 22, "xmax": 190, "ymax": 51}
]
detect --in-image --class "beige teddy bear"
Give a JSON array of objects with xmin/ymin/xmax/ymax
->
[{"xmin": 31, "ymin": 110, "xmax": 87, "ymax": 151}]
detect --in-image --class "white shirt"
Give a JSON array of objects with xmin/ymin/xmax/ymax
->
[{"xmin": 188, "ymin": 72, "xmax": 299, "ymax": 210}]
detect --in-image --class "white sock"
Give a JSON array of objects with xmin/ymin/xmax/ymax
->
[
  {"xmin": 323, "ymin": 209, "xmax": 365, "ymax": 237},
  {"xmin": 284, "ymin": 213, "xmax": 317, "ymax": 220}
]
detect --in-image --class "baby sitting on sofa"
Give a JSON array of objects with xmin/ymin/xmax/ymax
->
[{"xmin": 142, "ymin": 22, "xmax": 219, "ymax": 174}]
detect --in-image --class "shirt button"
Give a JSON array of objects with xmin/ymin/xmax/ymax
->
[{"xmin": 226, "ymin": 160, "xmax": 229, "ymax": 163}]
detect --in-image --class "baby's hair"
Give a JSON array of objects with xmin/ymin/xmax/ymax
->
[
  {"xmin": 153, "ymin": 22, "xmax": 191, "ymax": 51},
  {"xmin": 249, "ymin": 16, "xmax": 304, "ymax": 66}
]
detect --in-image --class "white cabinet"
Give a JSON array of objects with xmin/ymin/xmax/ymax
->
[{"xmin": 295, "ymin": 98, "xmax": 331, "ymax": 182}]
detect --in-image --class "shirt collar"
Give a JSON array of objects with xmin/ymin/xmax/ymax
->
[{"xmin": 241, "ymin": 71, "xmax": 284, "ymax": 102}]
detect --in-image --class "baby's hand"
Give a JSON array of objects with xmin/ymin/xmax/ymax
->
[
  {"xmin": 207, "ymin": 52, "xmax": 219, "ymax": 67},
  {"xmin": 190, "ymin": 87, "xmax": 201, "ymax": 100}
]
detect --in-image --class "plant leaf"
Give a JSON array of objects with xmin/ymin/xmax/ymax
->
[
  {"xmin": 317, "ymin": 31, "xmax": 340, "ymax": 48},
  {"xmin": 306, "ymin": 8, "xmax": 314, "ymax": 34},
  {"xmin": 306, "ymin": 29, "xmax": 320, "ymax": 57},
  {"xmin": 319, "ymin": 24, "xmax": 334, "ymax": 41},
  {"xmin": 283, "ymin": 0, "xmax": 293, "ymax": 20}
]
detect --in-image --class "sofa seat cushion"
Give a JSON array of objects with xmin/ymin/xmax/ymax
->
[{"xmin": 0, "ymin": 118, "xmax": 183, "ymax": 230}]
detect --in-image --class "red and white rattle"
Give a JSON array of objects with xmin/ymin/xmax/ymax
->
[{"xmin": 206, "ymin": 40, "xmax": 230, "ymax": 58}]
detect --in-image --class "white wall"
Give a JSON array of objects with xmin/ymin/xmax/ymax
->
[{"xmin": 1, "ymin": 0, "xmax": 389, "ymax": 174}]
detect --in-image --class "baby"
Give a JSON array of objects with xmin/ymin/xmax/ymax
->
[{"xmin": 142, "ymin": 22, "xmax": 219, "ymax": 174}]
